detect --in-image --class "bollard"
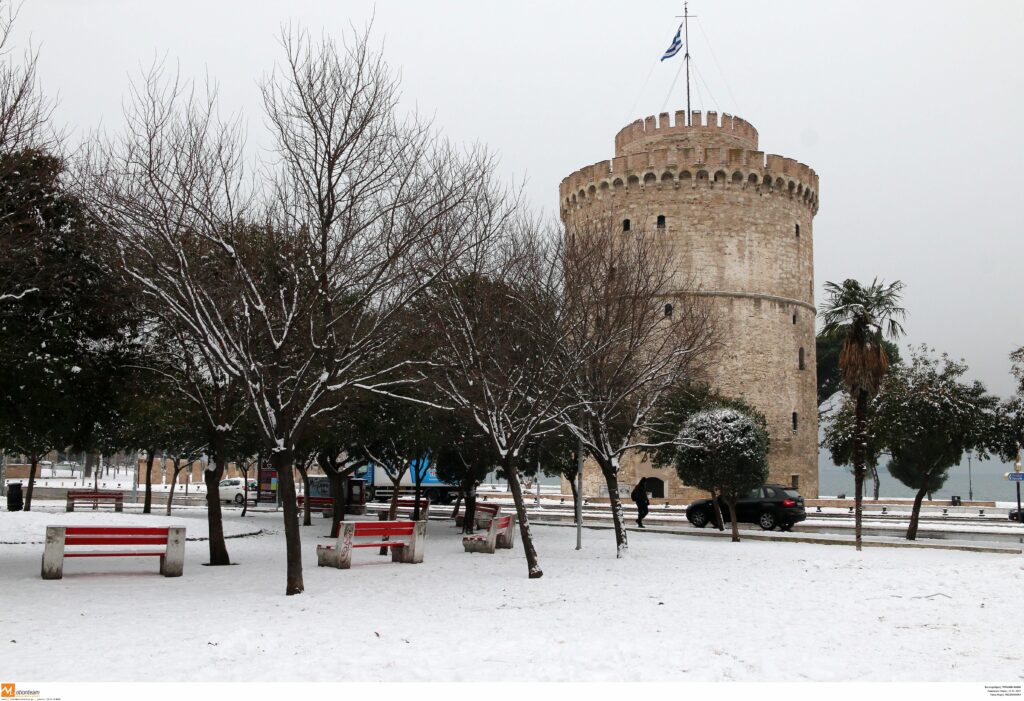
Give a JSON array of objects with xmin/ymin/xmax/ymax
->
[{"xmin": 881, "ymin": 506, "xmax": 887, "ymax": 515}]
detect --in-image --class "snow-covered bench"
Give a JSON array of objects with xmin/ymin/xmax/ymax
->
[
  {"xmin": 41, "ymin": 525, "xmax": 185, "ymax": 579},
  {"xmin": 316, "ymin": 519, "xmax": 426, "ymax": 569},
  {"xmin": 462, "ymin": 514, "xmax": 516, "ymax": 554},
  {"xmin": 454, "ymin": 502, "xmax": 501, "ymax": 530}
]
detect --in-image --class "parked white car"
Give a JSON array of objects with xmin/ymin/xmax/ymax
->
[{"xmin": 218, "ymin": 477, "xmax": 257, "ymax": 505}]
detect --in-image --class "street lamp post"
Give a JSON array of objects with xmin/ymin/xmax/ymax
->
[{"xmin": 967, "ymin": 450, "xmax": 973, "ymax": 502}]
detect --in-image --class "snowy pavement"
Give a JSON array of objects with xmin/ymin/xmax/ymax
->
[{"xmin": 2, "ymin": 505, "xmax": 1023, "ymax": 682}]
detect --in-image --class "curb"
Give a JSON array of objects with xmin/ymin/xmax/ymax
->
[{"xmin": 531, "ymin": 519, "xmax": 1024, "ymax": 555}]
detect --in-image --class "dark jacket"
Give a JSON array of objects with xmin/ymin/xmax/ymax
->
[{"xmin": 630, "ymin": 480, "xmax": 649, "ymax": 504}]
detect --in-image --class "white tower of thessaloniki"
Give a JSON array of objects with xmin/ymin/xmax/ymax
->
[{"xmin": 559, "ymin": 110, "xmax": 820, "ymax": 498}]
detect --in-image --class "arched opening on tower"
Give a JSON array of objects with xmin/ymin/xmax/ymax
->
[
  {"xmin": 792, "ymin": 412, "xmax": 799, "ymax": 432},
  {"xmin": 656, "ymin": 215, "xmax": 666, "ymax": 229},
  {"xmin": 664, "ymin": 303, "xmax": 673, "ymax": 317},
  {"xmin": 799, "ymin": 347, "xmax": 806, "ymax": 370},
  {"xmin": 622, "ymin": 219, "xmax": 631, "ymax": 232},
  {"xmin": 795, "ymin": 223, "xmax": 800, "ymax": 237}
]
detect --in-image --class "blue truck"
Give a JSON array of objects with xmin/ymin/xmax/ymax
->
[{"xmin": 352, "ymin": 460, "xmax": 457, "ymax": 504}]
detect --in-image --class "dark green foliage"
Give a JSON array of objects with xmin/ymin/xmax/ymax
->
[
  {"xmin": 643, "ymin": 383, "xmax": 768, "ymax": 471},
  {"xmin": 674, "ymin": 408, "xmax": 770, "ymax": 541},
  {"xmin": 0, "ymin": 149, "xmax": 135, "ymax": 465}
]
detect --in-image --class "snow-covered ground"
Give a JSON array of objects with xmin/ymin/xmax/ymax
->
[{"xmin": 2, "ymin": 502, "xmax": 1022, "ymax": 682}]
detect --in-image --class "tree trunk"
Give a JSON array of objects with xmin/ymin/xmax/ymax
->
[
  {"xmin": 727, "ymin": 496, "xmax": 740, "ymax": 542},
  {"xmin": 852, "ymin": 389, "xmax": 868, "ymax": 552},
  {"xmin": 240, "ymin": 462, "xmax": 250, "ymax": 518},
  {"xmin": 298, "ymin": 465, "xmax": 311, "ymax": 526},
  {"xmin": 412, "ymin": 468, "xmax": 424, "ymax": 521},
  {"xmin": 204, "ymin": 459, "xmax": 231, "ymax": 566},
  {"xmin": 503, "ymin": 458, "xmax": 542, "ymax": 578},
  {"xmin": 143, "ymin": 448, "xmax": 155, "ymax": 515},
  {"xmin": 450, "ymin": 491, "xmax": 463, "ymax": 521},
  {"xmin": 24, "ymin": 455, "xmax": 38, "ymax": 511},
  {"xmin": 382, "ymin": 479, "xmax": 402, "ymax": 555},
  {"xmin": 906, "ymin": 487, "xmax": 928, "ymax": 541},
  {"xmin": 166, "ymin": 460, "xmax": 180, "ymax": 516},
  {"xmin": 710, "ymin": 490, "xmax": 726, "ymax": 531},
  {"xmin": 871, "ymin": 464, "xmax": 881, "ymax": 500},
  {"xmin": 271, "ymin": 449, "xmax": 303, "ymax": 595},
  {"xmin": 463, "ymin": 486, "xmax": 476, "ymax": 535},
  {"xmin": 595, "ymin": 459, "xmax": 629, "ymax": 557},
  {"xmin": 327, "ymin": 470, "xmax": 346, "ymax": 538}
]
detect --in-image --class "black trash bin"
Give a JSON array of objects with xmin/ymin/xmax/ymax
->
[
  {"xmin": 6, "ymin": 482, "xmax": 23, "ymax": 511},
  {"xmin": 950, "ymin": 495, "xmax": 962, "ymax": 506}
]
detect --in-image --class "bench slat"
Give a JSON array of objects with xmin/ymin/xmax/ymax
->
[
  {"xmin": 65, "ymin": 527, "xmax": 168, "ymax": 536},
  {"xmin": 65, "ymin": 537, "xmax": 169, "ymax": 546},
  {"xmin": 352, "ymin": 541, "xmax": 408, "ymax": 549},
  {"xmin": 64, "ymin": 551, "xmax": 166, "ymax": 558},
  {"xmin": 352, "ymin": 525, "xmax": 416, "ymax": 537}
]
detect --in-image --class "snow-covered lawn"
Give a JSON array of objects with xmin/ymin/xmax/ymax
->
[{"xmin": 2, "ymin": 505, "xmax": 1022, "ymax": 682}]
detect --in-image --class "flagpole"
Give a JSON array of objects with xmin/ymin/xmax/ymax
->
[{"xmin": 684, "ymin": 2, "xmax": 691, "ymax": 125}]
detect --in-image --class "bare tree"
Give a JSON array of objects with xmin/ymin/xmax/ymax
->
[
  {"xmin": 0, "ymin": 1, "xmax": 55, "ymax": 158},
  {"xmin": 423, "ymin": 216, "xmax": 577, "ymax": 579},
  {"xmin": 555, "ymin": 215, "xmax": 719, "ymax": 557},
  {"xmin": 83, "ymin": 28, "xmax": 499, "ymax": 595}
]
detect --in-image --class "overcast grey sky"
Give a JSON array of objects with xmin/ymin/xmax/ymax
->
[{"xmin": 16, "ymin": 0, "xmax": 1024, "ymax": 397}]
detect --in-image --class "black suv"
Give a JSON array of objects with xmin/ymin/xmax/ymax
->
[{"xmin": 685, "ymin": 485, "xmax": 806, "ymax": 531}]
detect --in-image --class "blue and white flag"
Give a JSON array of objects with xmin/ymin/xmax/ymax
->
[{"xmin": 661, "ymin": 24, "xmax": 683, "ymax": 61}]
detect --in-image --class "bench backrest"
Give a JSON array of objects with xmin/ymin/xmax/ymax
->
[
  {"xmin": 493, "ymin": 515, "xmax": 512, "ymax": 531},
  {"xmin": 394, "ymin": 498, "xmax": 429, "ymax": 509},
  {"xmin": 67, "ymin": 491, "xmax": 123, "ymax": 499},
  {"xmin": 352, "ymin": 520, "xmax": 416, "ymax": 539},
  {"xmin": 64, "ymin": 526, "xmax": 169, "ymax": 547}
]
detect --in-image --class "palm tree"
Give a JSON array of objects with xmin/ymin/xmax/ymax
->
[{"xmin": 819, "ymin": 278, "xmax": 906, "ymax": 551}]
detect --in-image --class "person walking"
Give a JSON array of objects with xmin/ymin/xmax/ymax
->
[{"xmin": 630, "ymin": 477, "xmax": 650, "ymax": 528}]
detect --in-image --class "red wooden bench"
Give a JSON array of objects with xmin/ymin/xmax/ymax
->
[
  {"xmin": 66, "ymin": 490, "xmax": 124, "ymax": 512},
  {"xmin": 41, "ymin": 525, "xmax": 185, "ymax": 579},
  {"xmin": 462, "ymin": 514, "xmax": 517, "ymax": 554},
  {"xmin": 454, "ymin": 502, "xmax": 500, "ymax": 530},
  {"xmin": 316, "ymin": 519, "xmax": 426, "ymax": 569},
  {"xmin": 377, "ymin": 497, "xmax": 430, "ymax": 520},
  {"xmin": 297, "ymin": 496, "xmax": 334, "ymax": 514}
]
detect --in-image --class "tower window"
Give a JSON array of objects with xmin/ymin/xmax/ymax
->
[
  {"xmin": 664, "ymin": 303, "xmax": 673, "ymax": 317},
  {"xmin": 799, "ymin": 347, "xmax": 806, "ymax": 370},
  {"xmin": 656, "ymin": 215, "xmax": 666, "ymax": 229},
  {"xmin": 792, "ymin": 412, "xmax": 799, "ymax": 432},
  {"xmin": 795, "ymin": 223, "xmax": 800, "ymax": 237},
  {"xmin": 623, "ymin": 219, "xmax": 631, "ymax": 232},
  {"xmin": 792, "ymin": 313, "xmax": 797, "ymax": 325}
]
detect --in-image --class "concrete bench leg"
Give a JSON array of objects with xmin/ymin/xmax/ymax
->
[
  {"xmin": 498, "ymin": 515, "xmax": 517, "ymax": 549},
  {"xmin": 327, "ymin": 522, "xmax": 354, "ymax": 569},
  {"xmin": 41, "ymin": 527, "xmax": 66, "ymax": 580},
  {"xmin": 115, "ymin": 500, "xmax": 123, "ymax": 513},
  {"xmin": 398, "ymin": 521, "xmax": 427, "ymax": 563},
  {"xmin": 66, "ymin": 496, "xmax": 74, "ymax": 513},
  {"xmin": 160, "ymin": 527, "xmax": 185, "ymax": 577}
]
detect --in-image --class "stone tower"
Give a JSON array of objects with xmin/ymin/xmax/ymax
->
[{"xmin": 559, "ymin": 110, "xmax": 820, "ymax": 498}]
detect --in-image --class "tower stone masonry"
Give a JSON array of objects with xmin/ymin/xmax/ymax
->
[{"xmin": 560, "ymin": 109, "xmax": 819, "ymax": 499}]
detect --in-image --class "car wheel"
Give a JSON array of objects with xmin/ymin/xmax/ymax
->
[
  {"xmin": 689, "ymin": 509, "xmax": 709, "ymax": 528},
  {"xmin": 758, "ymin": 511, "xmax": 777, "ymax": 530},
  {"xmin": 234, "ymin": 493, "xmax": 244, "ymax": 505}
]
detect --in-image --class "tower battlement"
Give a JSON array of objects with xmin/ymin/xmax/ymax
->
[
  {"xmin": 615, "ymin": 111, "xmax": 759, "ymax": 155},
  {"xmin": 559, "ymin": 147, "xmax": 818, "ymax": 214}
]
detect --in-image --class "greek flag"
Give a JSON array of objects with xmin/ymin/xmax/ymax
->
[{"xmin": 661, "ymin": 24, "xmax": 683, "ymax": 61}]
